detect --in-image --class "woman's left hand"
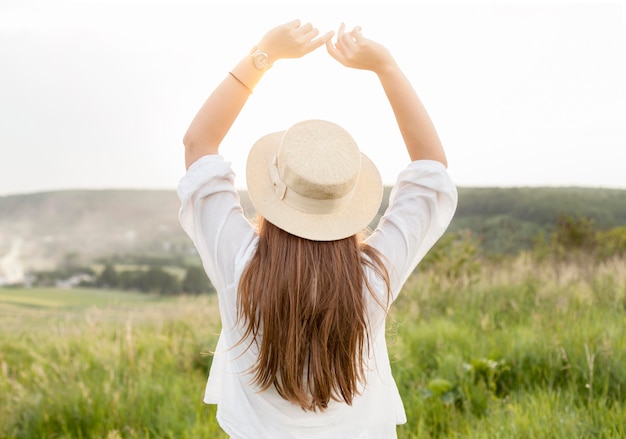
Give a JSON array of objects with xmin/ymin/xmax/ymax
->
[{"xmin": 256, "ymin": 19, "xmax": 334, "ymax": 62}]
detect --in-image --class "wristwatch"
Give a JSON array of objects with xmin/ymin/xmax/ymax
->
[{"xmin": 251, "ymin": 48, "xmax": 271, "ymax": 71}]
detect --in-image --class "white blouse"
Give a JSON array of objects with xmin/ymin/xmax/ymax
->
[{"xmin": 178, "ymin": 154, "xmax": 458, "ymax": 439}]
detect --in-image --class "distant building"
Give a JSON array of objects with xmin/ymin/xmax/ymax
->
[{"xmin": 55, "ymin": 273, "xmax": 95, "ymax": 289}]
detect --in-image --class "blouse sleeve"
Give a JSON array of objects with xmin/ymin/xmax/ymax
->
[
  {"xmin": 366, "ymin": 160, "xmax": 458, "ymax": 301},
  {"xmin": 177, "ymin": 155, "xmax": 257, "ymax": 295}
]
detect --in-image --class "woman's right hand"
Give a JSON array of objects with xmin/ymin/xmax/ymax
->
[
  {"xmin": 325, "ymin": 23, "xmax": 395, "ymax": 74},
  {"xmin": 326, "ymin": 23, "xmax": 448, "ymax": 166},
  {"xmin": 256, "ymin": 19, "xmax": 334, "ymax": 62}
]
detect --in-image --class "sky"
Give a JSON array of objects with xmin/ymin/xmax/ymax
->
[{"xmin": 1, "ymin": 1, "xmax": 625, "ymax": 196}]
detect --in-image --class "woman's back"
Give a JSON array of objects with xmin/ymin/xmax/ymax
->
[
  {"xmin": 238, "ymin": 218, "xmax": 390, "ymax": 412},
  {"xmin": 178, "ymin": 155, "xmax": 457, "ymax": 438}
]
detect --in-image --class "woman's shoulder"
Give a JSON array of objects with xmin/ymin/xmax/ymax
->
[{"xmin": 177, "ymin": 154, "xmax": 235, "ymax": 202}]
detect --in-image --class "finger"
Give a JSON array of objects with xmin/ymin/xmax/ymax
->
[
  {"xmin": 336, "ymin": 22, "xmax": 346, "ymax": 41},
  {"xmin": 285, "ymin": 18, "xmax": 301, "ymax": 29},
  {"xmin": 351, "ymin": 28, "xmax": 365, "ymax": 44},
  {"xmin": 335, "ymin": 23, "xmax": 351, "ymax": 52},
  {"xmin": 325, "ymin": 35, "xmax": 344, "ymax": 62},
  {"xmin": 340, "ymin": 31, "xmax": 358, "ymax": 51},
  {"xmin": 303, "ymin": 27, "xmax": 320, "ymax": 42},
  {"xmin": 345, "ymin": 26, "xmax": 362, "ymax": 44},
  {"xmin": 350, "ymin": 26, "xmax": 362, "ymax": 38},
  {"xmin": 310, "ymin": 30, "xmax": 334, "ymax": 51},
  {"xmin": 298, "ymin": 22, "xmax": 313, "ymax": 34}
]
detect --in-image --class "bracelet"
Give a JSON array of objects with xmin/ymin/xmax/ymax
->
[{"xmin": 228, "ymin": 72, "xmax": 253, "ymax": 94}]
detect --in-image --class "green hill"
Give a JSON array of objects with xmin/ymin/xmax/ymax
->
[
  {"xmin": 0, "ymin": 190, "xmax": 185, "ymax": 272},
  {"xmin": 451, "ymin": 187, "xmax": 626, "ymax": 254},
  {"xmin": 1, "ymin": 186, "xmax": 625, "ymax": 273},
  {"xmin": 455, "ymin": 186, "xmax": 626, "ymax": 227}
]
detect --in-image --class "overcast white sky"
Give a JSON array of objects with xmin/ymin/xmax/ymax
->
[{"xmin": 1, "ymin": 1, "xmax": 625, "ymax": 196}]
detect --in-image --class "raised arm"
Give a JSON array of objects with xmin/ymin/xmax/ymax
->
[
  {"xmin": 183, "ymin": 20, "xmax": 334, "ymax": 169},
  {"xmin": 326, "ymin": 24, "xmax": 447, "ymax": 167}
]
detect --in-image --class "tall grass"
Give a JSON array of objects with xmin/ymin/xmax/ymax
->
[
  {"xmin": 0, "ymin": 296, "xmax": 226, "ymax": 438},
  {"xmin": 1, "ymin": 254, "xmax": 625, "ymax": 437},
  {"xmin": 392, "ymin": 253, "xmax": 626, "ymax": 438}
]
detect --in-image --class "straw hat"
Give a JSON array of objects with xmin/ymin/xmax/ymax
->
[{"xmin": 246, "ymin": 120, "xmax": 383, "ymax": 241}]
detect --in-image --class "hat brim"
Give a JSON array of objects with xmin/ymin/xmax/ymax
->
[{"xmin": 246, "ymin": 131, "xmax": 383, "ymax": 241}]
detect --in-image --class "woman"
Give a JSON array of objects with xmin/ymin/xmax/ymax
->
[{"xmin": 178, "ymin": 20, "xmax": 457, "ymax": 439}]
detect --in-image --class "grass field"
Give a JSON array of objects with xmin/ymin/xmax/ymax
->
[
  {"xmin": 1, "ymin": 253, "xmax": 625, "ymax": 438},
  {"xmin": 0, "ymin": 287, "xmax": 161, "ymax": 309}
]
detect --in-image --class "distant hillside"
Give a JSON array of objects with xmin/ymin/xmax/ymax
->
[
  {"xmin": 455, "ymin": 186, "xmax": 626, "ymax": 228},
  {"xmin": 0, "ymin": 190, "xmax": 185, "ymax": 274},
  {"xmin": 1, "ymin": 186, "xmax": 625, "ymax": 275},
  {"xmin": 451, "ymin": 187, "xmax": 626, "ymax": 254}
]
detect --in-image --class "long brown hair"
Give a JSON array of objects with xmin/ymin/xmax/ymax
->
[{"xmin": 237, "ymin": 216, "xmax": 390, "ymax": 411}]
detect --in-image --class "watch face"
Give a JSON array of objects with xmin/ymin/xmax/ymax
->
[{"xmin": 253, "ymin": 51, "xmax": 270, "ymax": 70}]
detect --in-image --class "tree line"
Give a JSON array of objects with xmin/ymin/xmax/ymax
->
[
  {"xmin": 94, "ymin": 264, "xmax": 213, "ymax": 295},
  {"xmin": 19, "ymin": 212, "xmax": 626, "ymax": 294},
  {"xmin": 31, "ymin": 254, "xmax": 214, "ymax": 295}
]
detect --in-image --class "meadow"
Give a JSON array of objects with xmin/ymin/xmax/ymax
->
[{"xmin": 1, "ymin": 252, "xmax": 625, "ymax": 438}]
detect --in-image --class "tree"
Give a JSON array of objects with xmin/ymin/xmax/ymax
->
[
  {"xmin": 137, "ymin": 267, "xmax": 180, "ymax": 295},
  {"xmin": 553, "ymin": 214, "xmax": 596, "ymax": 251},
  {"xmin": 97, "ymin": 264, "xmax": 119, "ymax": 288},
  {"xmin": 596, "ymin": 226, "xmax": 626, "ymax": 260},
  {"xmin": 182, "ymin": 266, "xmax": 214, "ymax": 295}
]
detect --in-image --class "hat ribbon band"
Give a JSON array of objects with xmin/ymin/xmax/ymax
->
[{"xmin": 269, "ymin": 156, "xmax": 354, "ymax": 215}]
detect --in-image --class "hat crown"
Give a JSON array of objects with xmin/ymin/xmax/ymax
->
[
  {"xmin": 277, "ymin": 120, "xmax": 361, "ymax": 201},
  {"xmin": 246, "ymin": 118, "xmax": 383, "ymax": 241}
]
